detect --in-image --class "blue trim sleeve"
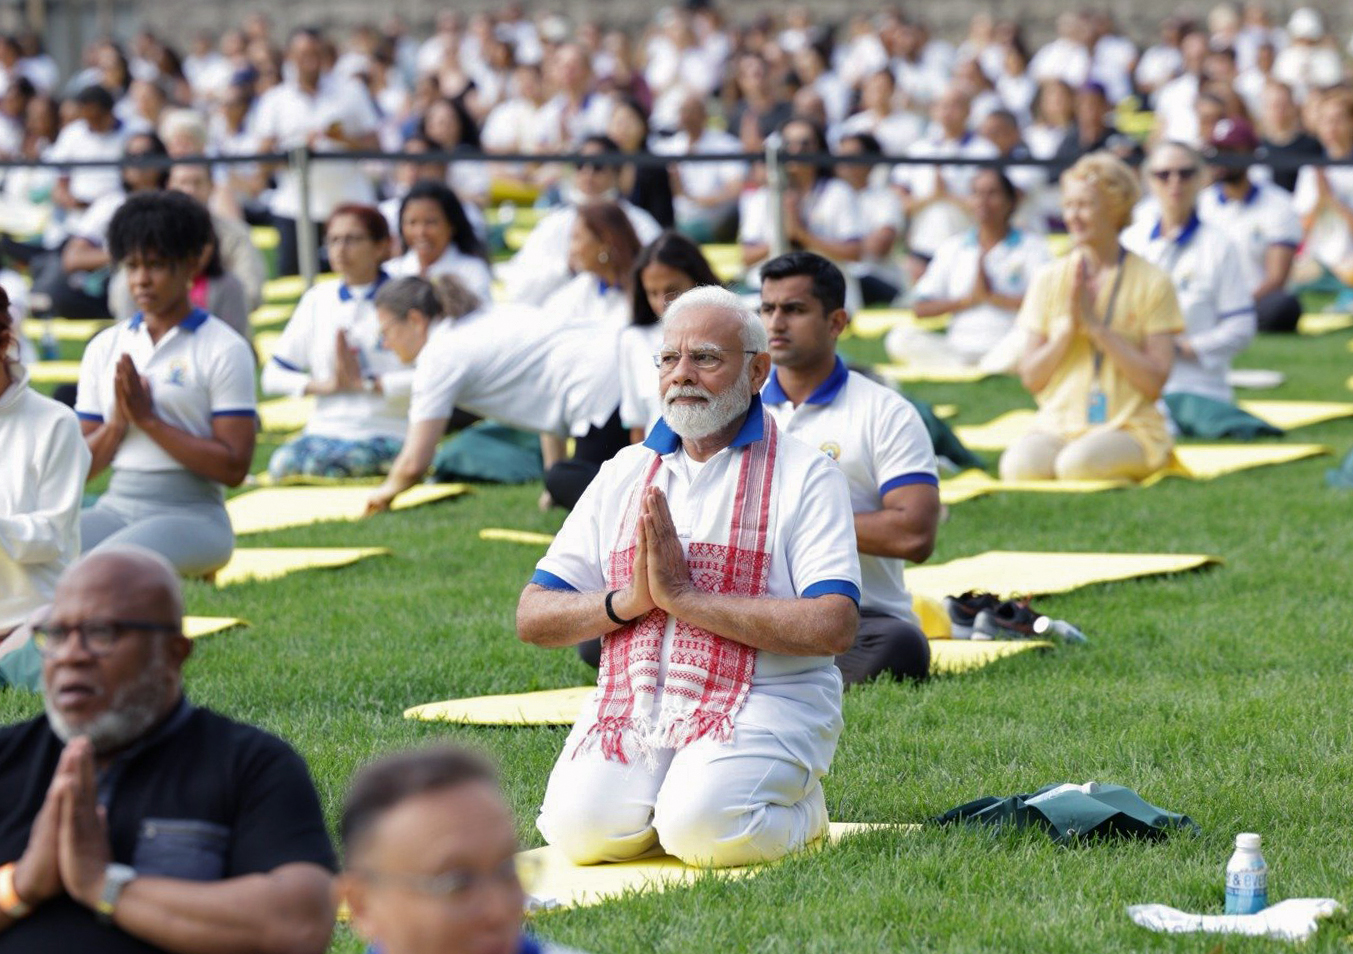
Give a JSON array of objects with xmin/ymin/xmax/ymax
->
[
  {"xmin": 880, "ymin": 472, "xmax": 940, "ymax": 496},
  {"xmin": 530, "ymin": 569, "xmax": 578, "ymax": 592},
  {"xmin": 271, "ymin": 355, "xmax": 303, "ymax": 372},
  {"xmin": 212, "ymin": 408, "xmax": 258, "ymax": 418},
  {"xmin": 1218, "ymin": 306, "xmax": 1257, "ymax": 320},
  {"xmin": 802, "ymin": 579, "xmax": 861, "ymax": 605},
  {"xmin": 76, "ymin": 412, "xmax": 105, "ymax": 423},
  {"xmin": 1272, "ymin": 240, "xmax": 1300, "ymax": 249}
]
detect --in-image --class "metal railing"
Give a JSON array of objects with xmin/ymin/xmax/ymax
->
[{"xmin": 3, "ymin": 141, "xmax": 1345, "ymax": 288}]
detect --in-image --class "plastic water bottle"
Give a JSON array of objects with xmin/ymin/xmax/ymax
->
[
  {"xmin": 1225, "ymin": 833, "xmax": 1268, "ymax": 914},
  {"xmin": 39, "ymin": 320, "xmax": 59, "ymax": 361},
  {"xmin": 1032, "ymin": 615, "xmax": 1089, "ymax": 644}
]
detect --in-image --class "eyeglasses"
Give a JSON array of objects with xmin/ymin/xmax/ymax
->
[
  {"xmin": 652, "ymin": 348, "xmax": 758, "ymax": 371},
  {"xmin": 578, "ymin": 159, "xmax": 606, "ymax": 172},
  {"xmin": 1150, "ymin": 167, "xmax": 1199, "ymax": 182},
  {"xmin": 326, "ymin": 234, "xmax": 372, "ymax": 247},
  {"xmin": 356, "ymin": 854, "xmax": 540, "ymax": 900},
  {"xmin": 31, "ymin": 619, "xmax": 181, "ymax": 658}
]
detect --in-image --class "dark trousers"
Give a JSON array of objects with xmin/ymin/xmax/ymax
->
[
  {"xmin": 1255, "ymin": 290, "xmax": 1302, "ymax": 333},
  {"xmin": 29, "ymin": 249, "xmax": 110, "ymax": 319},
  {"xmin": 271, "ymin": 213, "xmax": 327, "ymax": 277},
  {"xmin": 543, "ymin": 409, "xmax": 630, "ymax": 511},
  {"xmin": 576, "ymin": 609, "xmax": 931, "ymax": 685}
]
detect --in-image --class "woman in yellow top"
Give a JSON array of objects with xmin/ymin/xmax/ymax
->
[{"xmin": 1000, "ymin": 152, "xmax": 1184, "ymax": 482}]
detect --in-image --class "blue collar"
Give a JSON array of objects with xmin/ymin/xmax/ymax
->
[
  {"xmin": 338, "ymin": 269, "xmax": 390, "ymax": 303},
  {"xmin": 1149, "ymin": 210, "xmax": 1202, "ymax": 247},
  {"xmin": 963, "ymin": 227, "xmax": 1022, "ymax": 248},
  {"xmin": 1215, "ymin": 182, "xmax": 1259, "ymax": 206},
  {"xmin": 598, "ymin": 277, "xmax": 615, "ymax": 295},
  {"xmin": 763, "ymin": 356, "xmax": 848, "ymax": 406},
  {"xmin": 643, "ymin": 394, "xmax": 767, "ymax": 454},
  {"xmin": 128, "ymin": 307, "xmax": 210, "ymax": 332}
]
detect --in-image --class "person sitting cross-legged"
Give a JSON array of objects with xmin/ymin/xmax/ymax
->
[
  {"xmin": 760, "ymin": 252, "xmax": 940, "ymax": 685},
  {"xmin": 519, "ymin": 285, "xmax": 861, "ymax": 869}
]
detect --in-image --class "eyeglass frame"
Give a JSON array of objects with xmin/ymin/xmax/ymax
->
[
  {"xmin": 352, "ymin": 854, "xmax": 539, "ymax": 901},
  {"xmin": 1148, "ymin": 167, "xmax": 1199, "ymax": 182},
  {"xmin": 31, "ymin": 619, "xmax": 182, "ymax": 659},
  {"xmin": 652, "ymin": 348, "xmax": 760, "ymax": 371}
]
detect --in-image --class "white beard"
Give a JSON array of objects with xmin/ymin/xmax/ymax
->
[
  {"xmin": 45, "ymin": 647, "xmax": 170, "ymax": 754},
  {"xmin": 662, "ymin": 368, "xmax": 754, "ymax": 440}
]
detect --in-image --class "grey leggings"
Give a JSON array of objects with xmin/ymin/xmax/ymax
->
[{"xmin": 81, "ymin": 470, "xmax": 234, "ymax": 577}]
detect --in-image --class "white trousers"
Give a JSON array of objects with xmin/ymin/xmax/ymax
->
[{"xmin": 537, "ymin": 668, "xmax": 843, "ymax": 869}]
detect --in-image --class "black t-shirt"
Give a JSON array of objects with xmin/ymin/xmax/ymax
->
[
  {"xmin": 1261, "ymin": 132, "xmax": 1324, "ymax": 192},
  {"xmin": 0, "ymin": 702, "xmax": 336, "ymax": 953}
]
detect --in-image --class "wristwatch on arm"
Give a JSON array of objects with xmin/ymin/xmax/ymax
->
[{"xmin": 96, "ymin": 864, "xmax": 137, "ymax": 925}]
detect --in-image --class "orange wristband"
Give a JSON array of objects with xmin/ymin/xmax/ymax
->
[{"xmin": 0, "ymin": 864, "xmax": 31, "ymax": 918}]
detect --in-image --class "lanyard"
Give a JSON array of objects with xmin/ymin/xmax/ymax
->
[{"xmin": 1090, "ymin": 247, "xmax": 1127, "ymax": 381}]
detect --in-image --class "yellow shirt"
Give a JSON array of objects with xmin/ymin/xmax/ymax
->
[{"xmin": 1016, "ymin": 251, "xmax": 1184, "ymax": 470}]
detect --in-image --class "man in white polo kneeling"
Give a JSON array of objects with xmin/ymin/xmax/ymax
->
[{"xmin": 517, "ymin": 286, "xmax": 861, "ymax": 868}]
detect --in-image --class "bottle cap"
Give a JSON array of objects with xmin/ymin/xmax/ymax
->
[{"xmin": 1236, "ymin": 833, "xmax": 1261, "ymax": 849}]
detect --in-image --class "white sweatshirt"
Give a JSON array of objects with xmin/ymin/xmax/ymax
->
[{"xmin": 0, "ymin": 365, "xmax": 91, "ymax": 630}]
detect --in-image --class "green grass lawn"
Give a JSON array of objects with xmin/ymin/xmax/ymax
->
[{"xmin": 6, "ymin": 327, "xmax": 1353, "ymax": 952}]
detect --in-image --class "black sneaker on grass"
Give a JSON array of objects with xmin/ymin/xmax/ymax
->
[
  {"xmin": 972, "ymin": 599, "xmax": 1042, "ymax": 640},
  {"xmin": 943, "ymin": 591, "xmax": 1002, "ymax": 639}
]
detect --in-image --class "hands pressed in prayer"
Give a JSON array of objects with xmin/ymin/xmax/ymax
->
[
  {"xmin": 114, "ymin": 354, "xmax": 155, "ymax": 427},
  {"xmin": 641, "ymin": 487, "xmax": 692, "ymax": 613},
  {"xmin": 14, "ymin": 737, "xmax": 111, "ymax": 911}
]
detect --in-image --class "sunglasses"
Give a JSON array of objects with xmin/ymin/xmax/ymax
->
[{"xmin": 1150, "ymin": 167, "xmax": 1199, "ymax": 182}]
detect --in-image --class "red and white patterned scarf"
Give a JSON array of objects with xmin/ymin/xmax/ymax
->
[{"xmin": 576, "ymin": 411, "xmax": 780, "ymax": 765}]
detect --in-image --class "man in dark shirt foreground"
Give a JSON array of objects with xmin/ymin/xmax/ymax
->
[{"xmin": 0, "ymin": 547, "xmax": 336, "ymax": 954}]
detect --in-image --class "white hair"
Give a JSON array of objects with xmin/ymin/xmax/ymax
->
[
  {"xmin": 158, "ymin": 108, "xmax": 208, "ymax": 152},
  {"xmin": 661, "ymin": 285, "xmax": 769, "ymax": 353}
]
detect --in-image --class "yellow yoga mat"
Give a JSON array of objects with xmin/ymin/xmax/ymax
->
[
  {"xmin": 874, "ymin": 363, "xmax": 991, "ymax": 384},
  {"xmin": 253, "ymin": 330, "xmax": 282, "ymax": 366},
  {"xmin": 226, "ymin": 484, "xmax": 470, "ymax": 536},
  {"xmin": 700, "ymin": 244, "xmax": 744, "ymax": 283},
  {"xmin": 263, "ymin": 273, "xmax": 337, "ymax": 304},
  {"xmin": 943, "ymin": 469, "xmax": 1130, "ymax": 500},
  {"xmin": 479, "ymin": 528, "xmax": 558, "ymax": 546},
  {"xmin": 21, "ymin": 318, "xmax": 110, "ymax": 342},
  {"xmin": 249, "ymin": 303, "xmax": 294, "ymax": 328},
  {"xmin": 213, "ymin": 547, "xmax": 390, "ymax": 586},
  {"xmin": 1161, "ymin": 444, "xmax": 1330, "ymax": 480},
  {"xmin": 26, "ymin": 360, "xmax": 81, "ymax": 383},
  {"xmin": 1297, "ymin": 312, "xmax": 1353, "ymax": 336},
  {"xmin": 404, "ymin": 641, "xmax": 1048, "ymax": 727},
  {"xmin": 523, "ymin": 822, "xmax": 900, "ymax": 911},
  {"xmin": 250, "ymin": 225, "xmax": 280, "ymax": 252},
  {"xmin": 183, "ymin": 617, "xmax": 248, "ymax": 638},
  {"xmin": 849, "ymin": 310, "xmax": 950, "ymax": 339},
  {"xmin": 908, "ymin": 551, "xmax": 1219, "ymax": 603},
  {"xmin": 957, "ymin": 404, "xmax": 1353, "ymax": 453},
  {"xmin": 1238, "ymin": 400, "xmax": 1353, "ymax": 430},
  {"xmin": 1227, "ymin": 369, "xmax": 1285, "ymax": 390},
  {"xmin": 257, "ymin": 396, "xmax": 314, "ymax": 434}
]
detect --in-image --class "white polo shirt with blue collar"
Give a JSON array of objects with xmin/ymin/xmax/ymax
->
[
  {"xmin": 1197, "ymin": 181, "xmax": 1303, "ymax": 294},
  {"xmin": 912, "ymin": 227, "xmax": 1050, "ymax": 362},
  {"xmin": 762, "ymin": 358, "xmax": 938, "ymax": 624},
  {"xmin": 260, "ymin": 271, "xmax": 413, "ymax": 442},
  {"xmin": 1121, "ymin": 211, "xmax": 1256, "ymax": 401},
  {"xmin": 531, "ymin": 395, "xmax": 862, "ymax": 682},
  {"xmin": 75, "ymin": 309, "xmax": 256, "ymax": 479}
]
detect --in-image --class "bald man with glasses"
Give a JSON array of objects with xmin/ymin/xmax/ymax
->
[{"xmin": 0, "ymin": 548, "xmax": 336, "ymax": 954}]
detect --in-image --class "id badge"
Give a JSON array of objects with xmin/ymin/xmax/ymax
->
[{"xmin": 1087, "ymin": 387, "xmax": 1108, "ymax": 425}]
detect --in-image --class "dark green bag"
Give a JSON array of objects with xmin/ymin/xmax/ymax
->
[
  {"xmin": 907, "ymin": 396, "xmax": 988, "ymax": 472},
  {"xmin": 1165, "ymin": 393, "xmax": 1284, "ymax": 440},
  {"xmin": 934, "ymin": 783, "xmax": 1199, "ymax": 843},
  {"xmin": 432, "ymin": 423, "xmax": 544, "ymax": 485}
]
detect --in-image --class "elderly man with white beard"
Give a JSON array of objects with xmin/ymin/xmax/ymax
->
[
  {"xmin": 0, "ymin": 548, "xmax": 337, "ymax": 954},
  {"xmin": 517, "ymin": 286, "xmax": 862, "ymax": 868}
]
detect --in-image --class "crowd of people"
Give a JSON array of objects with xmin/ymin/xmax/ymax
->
[{"xmin": 2, "ymin": 4, "xmax": 1353, "ymax": 952}]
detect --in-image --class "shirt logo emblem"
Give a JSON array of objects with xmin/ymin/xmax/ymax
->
[
  {"xmin": 166, "ymin": 360, "xmax": 188, "ymax": 387},
  {"xmin": 819, "ymin": 441, "xmax": 841, "ymax": 461}
]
